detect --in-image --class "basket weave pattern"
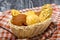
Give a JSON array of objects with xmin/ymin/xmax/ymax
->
[{"xmin": 10, "ymin": 18, "xmax": 51, "ymax": 38}]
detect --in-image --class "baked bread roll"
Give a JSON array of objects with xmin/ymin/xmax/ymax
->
[
  {"xmin": 11, "ymin": 14, "xmax": 27, "ymax": 26},
  {"xmin": 11, "ymin": 9, "xmax": 20, "ymax": 16},
  {"xmin": 39, "ymin": 4, "xmax": 53, "ymax": 22}
]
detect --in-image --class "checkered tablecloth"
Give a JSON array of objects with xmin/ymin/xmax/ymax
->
[{"xmin": 0, "ymin": 4, "xmax": 60, "ymax": 40}]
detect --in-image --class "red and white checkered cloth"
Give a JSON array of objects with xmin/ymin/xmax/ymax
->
[{"xmin": 0, "ymin": 4, "xmax": 60, "ymax": 40}]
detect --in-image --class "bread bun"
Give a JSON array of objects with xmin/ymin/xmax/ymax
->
[{"xmin": 11, "ymin": 14, "xmax": 27, "ymax": 26}]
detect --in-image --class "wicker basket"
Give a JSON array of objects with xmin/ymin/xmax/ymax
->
[{"xmin": 9, "ymin": 18, "xmax": 51, "ymax": 38}]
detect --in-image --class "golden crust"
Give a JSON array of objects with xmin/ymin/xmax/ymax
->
[{"xmin": 11, "ymin": 14, "xmax": 27, "ymax": 26}]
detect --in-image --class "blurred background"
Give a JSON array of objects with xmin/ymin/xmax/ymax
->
[{"xmin": 0, "ymin": 0, "xmax": 60, "ymax": 11}]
